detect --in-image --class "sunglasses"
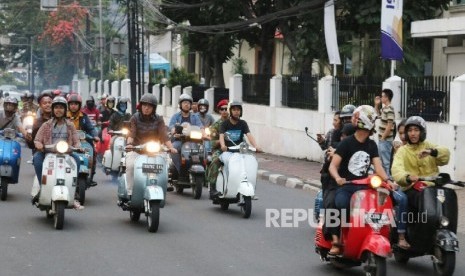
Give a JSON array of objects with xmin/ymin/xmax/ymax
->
[{"xmin": 219, "ymin": 107, "xmax": 228, "ymax": 111}]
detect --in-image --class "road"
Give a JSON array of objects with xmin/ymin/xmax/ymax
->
[{"xmin": 0, "ymin": 147, "xmax": 464, "ymax": 276}]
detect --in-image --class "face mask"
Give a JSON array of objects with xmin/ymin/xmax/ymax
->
[
  {"xmin": 119, "ymin": 103, "xmax": 127, "ymax": 112},
  {"xmin": 87, "ymin": 102, "xmax": 95, "ymax": 109}
]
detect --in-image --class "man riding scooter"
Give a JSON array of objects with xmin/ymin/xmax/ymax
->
[{"xmin": 67, "ymin": 94, "xmax": 100, "ymax": 186}]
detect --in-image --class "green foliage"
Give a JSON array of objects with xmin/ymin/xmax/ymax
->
[
  {"xmin": 167, "ymin": 67, "xmax": 198, "ymax": 88},
  {"xmin": 107, "ymin": 64, "xmax": 128, "ymax": 82},
  {"xmin": 0, "ymin": 72, "xmax": 17, "ymax": 85},
  {"xmin": 231, "ymin": 57, "xmax": 247, "ymax": 75}
]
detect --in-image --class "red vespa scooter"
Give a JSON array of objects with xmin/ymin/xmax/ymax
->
[{"xmin": 314, "ymin": 175, "xmax": 393, "ymax": 276}]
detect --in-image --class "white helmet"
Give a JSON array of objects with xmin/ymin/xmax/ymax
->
[{"xmin": 353, "ymin": 105, "xmax": 377, "ymax": 131}]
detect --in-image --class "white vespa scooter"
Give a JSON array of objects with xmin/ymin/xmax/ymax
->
[
  {"xmin": 211, "ymin": 133, "xmax": 258, "ymax": 218},
  {"xmin": 102, "ymin": 128, "xmax": 128, "ymax": 180},
  {"xmin": 31, "ymin": 141, "xmax": 80, "ymax": 230}
]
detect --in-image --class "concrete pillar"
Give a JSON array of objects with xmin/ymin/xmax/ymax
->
[
  {"xmin": 111, "ymin": 81, "xmax": 119, "ymax": 98},
  {"xmin": 229, "ymin": 74, "xmax": 243, "ymax": 102},
  {"xmin": 161, "ymin": 85, "xmax": 171, "ymax": 107},
  {"xmin": 153, "ymin": 84, "xmax": 161, "ymax": 102},
  {"xmin": 270, "ymin": 75, "xmax": 282, "ymax": 108},
  {"xmin": 204, "ymin": 87, "xmax": 214, "ymax": 108},
  {"xmin": 182, "ymin": 86, "xmax": 192, "ymax": 97},
  {"xmin": 318, "ymin": 76, "xmax": 333, "ymax": 113},
  {"xmin": 77, "ymin": 78, "xmax": 89, "ymax": 101},
  {"xmin": 103, "ymin": 80, "xmax": 110, "ymax": 95},
  {"xmin": 172, "ymin": 85, "xmax": 182, "ymax": 107},
  {"xmin": 120, "ymin": 79, "xmax": 131, "ymax": 113},
  {"xmin": 97, "ymin": 80, "xmax": 102, "ymax": 94},
  {"xmin": 90, "ymin": 79, "xmax": 96, "ymax": 94},
  {"xmin": 449, "ymin": 74, "xmax": 465, "ymax": 125},
  {"xmin": 382, "ymin": 75, "xmax": 402, "ymax": 119}
]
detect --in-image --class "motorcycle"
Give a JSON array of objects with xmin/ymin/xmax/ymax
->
[
  {"xmin": 74, "ymin": 130, "xmax": 95, "ymax": 205},
  {"xmin": 391, "ymin": 173, "xmax": 464, "ymax": 276},
  {"xmin": 211, "ymin": 134, "xmax": 258, "ymax": 218},
  {"xmin": 102, "ymin": 128, "xmax": 128, "ymax": 181},
  {"xmin": 117, "ymin": 141, "xmax": 169, "ymax": 233},
  {"xmin": 32, "ymin": 141, "xmax": 81, "ymax": 230},
  {"xmin": 0, "ymin": 128, "xmax": 22, "ymax": 201},
  {"xmin": 96, "ymin": 122, "xmax": 111, "ymax": 159},
  {"xmin": 22, "ymin": 111, "xmax": 35, "ymax": 135},
  {"xmin": 169, "ymin": 123, "xmax": 206, "ymax": 199},
  {"xmin": 314, "ymin": 175, "xmax": 393, "ymax": 276}
]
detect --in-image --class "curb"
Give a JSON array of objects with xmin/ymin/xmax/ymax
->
[{"xmin": 257, "ymin": 169, "xmax": 322, "ymax": 191}]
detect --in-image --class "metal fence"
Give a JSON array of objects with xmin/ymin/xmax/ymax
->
[
  {"xmin": 400, "ymin": 76, "xmax": 455, "ymax": 122},
  {"xmin": 282, "ymin": 74, "xmax": 319, "ymax": 110},
  {"xmin": 242, "ymin": 74, "xmax": 272, "ymax": 105},
  {"xmin": 332, "ymin": 75, "xmax": 384, "ymax": 111}
]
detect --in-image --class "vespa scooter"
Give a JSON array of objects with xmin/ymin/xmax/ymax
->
[
  {"xmin": 314, "ymin": 175, "xmax": 393, "ymax": 276},
  {"xmin": 211, "ymin": 133, "xmax": 258, "ymax": 218},
  {"xmin": 391, "ymin": 173, "xmax": 464, "ymax": 276},
  {"xmin": 102, "ymin": 128, "xmax": 128, "ymax": 181},
  {"xmin": 117, "ymin": 141, "xmax": 169, "ymax": 233},
  {"xmin": 0, "ymin": 128, "xmax": 22, "ymax": 201},
  {"xmin": 169, "ymin": 123, "xmax": 206, "ymax": 199},
  {"xmin": 32, "ymin": 141, "xmax": 81, "ymax": 230},
  {"xmin": 74, "ymin": 130, "xmax": 94, "ymax": 205}
]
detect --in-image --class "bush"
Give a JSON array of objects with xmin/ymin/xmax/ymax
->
[{"xmin": 167, "ymin": 67, "xmax": 198, "ymax": 88}]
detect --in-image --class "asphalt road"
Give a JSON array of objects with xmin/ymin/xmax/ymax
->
[{"xmin": 1, "ymin": 147, "xmax": 464, "ymax": 276}]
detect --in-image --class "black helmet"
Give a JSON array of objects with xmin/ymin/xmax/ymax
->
[
  {"xmin": 340, "ymin": 104, "xmax": 356, "ymax": 118},
  {"xmin": 140, "ymin": 93, "xmax": 158, "ymax": 107},
  {"xmin": 229, "ymin": 101, "xmax": 243, "ymax": 117},
  {"xmin": 22, "ymin": 91, "xmax": 33, "ymax": 99},
  {"xmin": 106, "ymin": 96, "xmax": 116, "ymax": 108},
  {"xmin": 198, "ymin": 98, "xmax": 209, "ymax": 113},
  {"xmin": 404, "ymin": 116, "xmax": 427, "ymax": 143},
  {"xmin": 116, "ymin": 97, "xmax": 129, "ymax": 112},
  {"xmin": 51, "ymin": 96, "xmax": 68, "ymax": 117}
]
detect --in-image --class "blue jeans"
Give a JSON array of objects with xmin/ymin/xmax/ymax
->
[
  {"xmin": 378, "ymin": 140, "xmax": 393, "ymax": 178},
  {"xmin": 33, "ymin": 152, "xmax": 80, "ymax": 183},
  {"xmin": 392, "ymin": 189, "xmax": 408, "ymax": 233}
]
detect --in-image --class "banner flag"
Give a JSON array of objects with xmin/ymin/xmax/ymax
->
[
  {"xmin": 324, "ymin": 0, "xmax": 341, "ymax": 65},
  {"xmin": 381, "ymin": 0, "xmax": 403, "ymax": 60}
]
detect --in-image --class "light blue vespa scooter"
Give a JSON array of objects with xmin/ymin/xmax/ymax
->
[
  {"xmin": 0, "ymin": 128, "xmax": 23, "ymax": 201},
  {"xmin": 117, "ymin": 141, "xmax": 169, "ymax": 232}
]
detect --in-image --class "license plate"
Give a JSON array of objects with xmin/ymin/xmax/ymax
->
[{"xmin": 142, "ymin": 163, "xmax": 163, "ymax": 174}]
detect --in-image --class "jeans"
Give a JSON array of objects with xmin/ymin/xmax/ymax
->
[
  {"xmin": 392, "ymin": 189, "xmax": 408, "ymax": 233},
  {"xmin": 378, "ymin": 140, "xmax": 393, "ymax": 178},
  {"xmin": 33, "ymin": 151, "xmax": 81, "ymax": 183}
]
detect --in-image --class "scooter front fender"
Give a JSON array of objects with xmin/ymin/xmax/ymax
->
[
  {"xmin": 357, "ymin": 234, "xmax": 392, "ymax": 259},
  {"xmin": 144, "ymin": 186, "xmax": 164, "ymax": 201},
  {"xmin": 238, "ymin": 181, "xmax": 255, "ymax": 197},
  {"xmin": 51, "ymin": 186, "xmax": 70, "ymax": 203},
  {"xmin": 436, "ymin": 229, "xmax": 459, "ymax": 252},
  {"xmin": 189, "ymin": 164, "xmax": 205, "ymax": 174}
]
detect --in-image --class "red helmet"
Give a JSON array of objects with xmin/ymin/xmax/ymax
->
[
  {"xmin": 67, "ymin": 93, "xmax": 82, "ymax": 104},
  {"xmin": 53, "ymin": 89, "xmax": 62, "ymax": 97},
  {"xmin": 216, "ymin": 99, "xmax": 229, "ymax": 109}
]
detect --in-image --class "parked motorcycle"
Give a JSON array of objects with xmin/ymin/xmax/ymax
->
[
  {"xmin": 391, "ymin": 173, "xmax": 464, "ymax": 276},
  {"xmin": 102, "ymin": 128, "xmax": 128, "ymax": 180},
  {"xmin": 170, "ymin": 123, "xmax": 206, "ymax": 199},
  {"xmin": 314, "ymin": 175, "xmax": 393, "ymax": 276},
  {"xmin": 211, "ymin": 135, "xmax": 258, "ymax": 218},
  {"xmin": 32, "ymin": 141, "xmax": 81, "ymax": 230},
  {"xmin": 117, "ymin": 141, "xmax": 169, "ymax": 233},
  {"xmin": 74, "ymin": 130, "xmax": 95, "ymax": 205},
  {"xmin": 0, "ymin": 128, "xmax": 22, "ymax": 201}
]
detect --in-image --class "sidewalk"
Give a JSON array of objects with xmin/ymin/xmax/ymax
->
[{"xmin": 256, "ymin": 152, "xmax": 465, "ymax": 234}]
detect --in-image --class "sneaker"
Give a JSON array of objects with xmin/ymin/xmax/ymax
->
[
  {"xmin": 209, "ymin": 188, "xmax": 221, "ymax": 199},
  {"xmin": 73, "ymin": 200, "xmax": 85, "ymax": 210},
  {"xmin": 89, "ymin": 181, "xmax": 98, "ymax": 187}
]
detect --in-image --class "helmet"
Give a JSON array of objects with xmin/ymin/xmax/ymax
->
[
  {"xmin": 4, "ymin": 96, "xmax": 18, "ymax": 105},
  {"xmin": 216, "ymin": 99, "xmax": 229, "ymax": 109},
  {"xmin": 340, "ymin": 104, "xmax": 356, "ymax": 118},
  {"xmin": 139, "ymin": 93, "xmax": 158, "ymax": 110},
  {"xmin": 116, "ymin": 97, "xmax": 129, "ymax": 112},
  {"xmin": 404, "ymin": 116, "xmax": 427, "ymax": 143},
  {"xmin": 52, "ymin": 89, "xmax": 62, "ymax": 98},
  {"xmin": 178, "ymin": 93, "xmax": 193, "ymax": 105},
  {"xmin": 101, "ymin": 93, "xmax": 108, "ymax": 99},
  {"xmin": 67, "ymin": 94, "xmax": 82, "ymax": 109},
  {"xmin": 51, "ymin": 96, "xmax": 68, "ymax": 116},
  {"xmin": 22, "ymin": 91, "xmax": 33, "ymax": 99},
  {"xmin": 106, "ymin": 96, "xmax": 116, "ymax": 108},
  {"xmin": 198, "ymin": 98, "xmax": 209, "ymax": 113},
  {"xmin": 353, "ymin": 105, "xmax": 377, "ymax": 131},
  {"xmin": 38, "ymin": 91, "xmax": 53, "ymax": 103},
  {"xmin": 229, "ymin": 101, "xmax": 243, "ymax": 117}
]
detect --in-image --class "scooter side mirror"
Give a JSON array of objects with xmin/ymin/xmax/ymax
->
[
  {"xmin": 437, "ymin": 173, "xmax": 451, "ymax": 185},
  {"xmin": 175, "ymin": 125, "xmax": 183, "ymax": 134}
]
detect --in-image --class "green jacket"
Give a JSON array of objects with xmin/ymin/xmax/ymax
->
[
  {"xmin": 391, "ymin": 140, "xmax": 450, "ymax": 190},
  {"xmin": 210, "ymin": 118, "xmax": 226, "ymax": 151}
]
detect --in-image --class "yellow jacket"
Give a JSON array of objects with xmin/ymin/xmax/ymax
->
[{"xmin": 391, "ymin": 140, "xmax": 450, "ymax": 190}]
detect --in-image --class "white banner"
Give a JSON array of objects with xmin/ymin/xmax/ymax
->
[
  {"xmin": 149, "ymin": 31, "xmax": 172, "ymax": 53},
  {"xmin": 324, "ymin": 0, "xmax": 341, "ymax": 65},
  {"xmin": 381, "ymin": 0, "xmax": 403, "ymax": 60}
]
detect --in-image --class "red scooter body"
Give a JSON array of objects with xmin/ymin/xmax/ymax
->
[
  {"xmin": 314, "ymin": 176, "xmax": 393, "ymax": 273},
  {"xmin": 96, "ymin": 125, "xmax": 111, "ymax": 157}
]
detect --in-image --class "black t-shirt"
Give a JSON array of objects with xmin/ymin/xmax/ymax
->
[
  {"xmin": 219, "ymin": 119, "xmax": 250, "ymax": 147},
  {"xmin": 334, "ymin": 135, "xmax": 379, "ymax": 181}
]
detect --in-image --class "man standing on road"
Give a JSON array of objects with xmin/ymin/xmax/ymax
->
[{"xmin": 375, "ymin": 88, "xmax": 395, "ymax": 177}]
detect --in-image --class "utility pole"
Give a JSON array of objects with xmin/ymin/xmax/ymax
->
[{"xmin": 99, "ymin": 0, "xmax": 104, "ymax": 96}]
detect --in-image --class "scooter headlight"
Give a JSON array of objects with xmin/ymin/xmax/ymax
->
[
  {"xmin": 24, "ymin": 115, "xmax": 34, "ymax": 126},
  {"xmin": 370, "ymin": 176, "xmax": 382, "ymax": 188},
  {"xmin": 190, "ymin": 130, "xmax": 202, "ymax": 140},
  {"xmin": 440, "ymin": 216, "xmax": 450, "ymax": 227},
  {"xmin": 56, "ymin": 141, "xmax": 69, "ymax": 153},
  {"xmin": 146, "ymin": 141, "xmax": 161, "ymax": 153},
  {"xmin": 122, "ymin": 128, "xmax": 129, "ymax": 135},
  {"xmin": 205, "ymin": 127, "xmax": 211, "ymax": 136}
]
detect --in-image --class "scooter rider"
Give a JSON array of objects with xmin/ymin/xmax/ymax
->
[
  {"xmin": 328, "ymin": 105, "xmax": 402, "ymax": 255},
  {"xmin": 27, "ymin": 91, "xmax": 53, "ymax": 152},
  {"xmin": 82, "ymin": 96, "xmax": 101, "ymax": 128},
  {"xmin": 339, "ymin": 104, "xmax": 356, "ymax": 125},
  {"xmin": 66, "ymin": 93, "xmax": 100, "ymax": 187},
  {"xmin": 108, "ymin": 97, "xmax": 131, "ymax": 131},
  {"xmin": 206, "ymin": 99, "xmax": 229, "ymax": 198},
  {"xmin": 20, "ymin": 91, "xmax": 38, "ymax": 116},
  {"xmin": 32, "ymin": 96, "xmax": 84, "ymax": 209},
  {"xmin": 197, "ymin": 98, "xmax": 215, "ymax": 127},
  {"xmin": 124, "ymin": 94, "xmax": 177, "ymax": 201},
  {"xmin": 0, "ymin": 96, "xmax": 29, "ymax": 139},
  {"xmin": 215, "ymin": 101, "xmax": 261, "ymax": 196},
  {"xmin": 391, "ymin": 116, "xmax": 450, "ymax": 213},
  {"xmin": 168, "ymin": 93, "xmax": 203, "ymax": 179},
  {"xmin": 100, "ymin": 96, "xmax": 116, "ymax": 126}
]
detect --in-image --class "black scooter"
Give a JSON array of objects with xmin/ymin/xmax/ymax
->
[{"xmin": 391, "ymin": 173, "xmax": 464, "ymax": 276}]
